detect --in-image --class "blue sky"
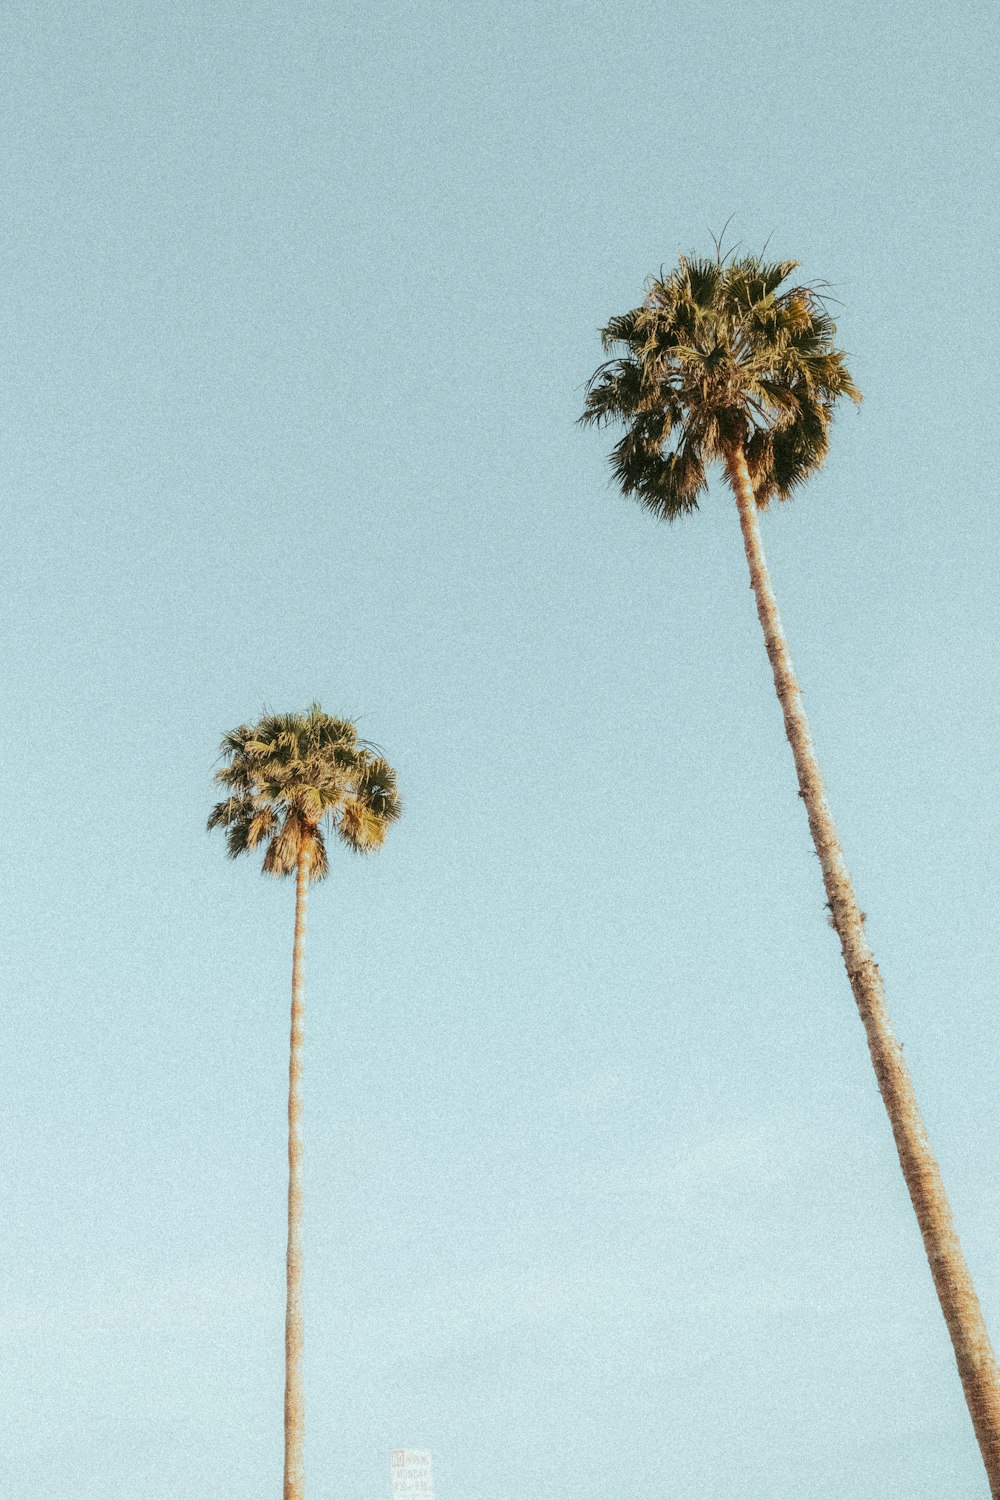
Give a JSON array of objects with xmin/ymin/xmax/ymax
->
[{"xmin": 2, "ymin": 1, "xmax": 999, "ymax": 1496}]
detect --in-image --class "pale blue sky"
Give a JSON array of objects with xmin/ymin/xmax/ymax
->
[{"xmin": 2, "ymin": 1, "xmax": 999, "ymax": 1497}]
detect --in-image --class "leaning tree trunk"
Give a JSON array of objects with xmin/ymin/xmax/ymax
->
[
  {"xmin": 285, "ymin": 849, "xmax": 309, "ymax": 1500},
  {"xmin": 725, "ymin": 442, "xmax": 1000, "ymax": 1493}
]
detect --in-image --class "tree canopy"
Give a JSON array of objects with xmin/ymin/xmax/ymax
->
[
  {"xmin": 208, "ymin": 704, "xmax": 401, "ymax": 879},
  {"xmin": 579, "ymin": 249, "xmax": 861, "ymax": 519}
]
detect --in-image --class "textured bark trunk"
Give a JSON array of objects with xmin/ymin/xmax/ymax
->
[
  {"xmin": 725, "ymin": 442, "xmax": 1000, "ymax": 1493},
  {"xmin": 284, "ymin": 849, "xmax": 309, "ymax": 1500}
]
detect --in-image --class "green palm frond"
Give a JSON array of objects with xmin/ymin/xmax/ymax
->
[
  {"xmin": 246, "ymin": 805, "xmax": 279, "ymax": 849},
  {"xmin": 600, "ymin": 308, "xmax": 644, "ymax": 352},
  {"xmin": 637, "ymin": 445, "xmax": 708, "ymax": 521},
  {"xmin": 206, "ymin": 794, "xmax": 253, "ymax": 832},
  {"xmin": 355, "ymin": 755, "xmax": 403, "ymax": 824},
  {"xmin": 582, "ymin": 246, "xmax": 859, "ymax": 517},
  {"xmin": 209, "ymin": 706, "xmax": 400, "ymax": 880},
  {"xmin": 338, "ymin": 799, "xmax": 390, "ymax": 852},
  {"xmin": 747, "ymin": 393, "xmax": 832, "ymax": 503},
  {"xmin": 337, "ymin": 753, "xmax": 402, "ymax": 852},
  {"xmin": 579, "ymin": 358, "xmax": 649, "ymax": 428}
]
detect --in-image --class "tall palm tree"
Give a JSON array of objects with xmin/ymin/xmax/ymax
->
[
  {"xmin": 580, "ymin": 248, "xmax": 1000, "ymax": 1490},
  {"xmin": 208, "ymin": 705, "xmax": 401, "ymax": 1500}
]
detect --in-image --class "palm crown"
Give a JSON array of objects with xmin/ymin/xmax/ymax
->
[
  {"xmin": 208, "ymin": 704, "xmax": 401, "ymax": 879},
  {"xmin": 579, "ymin": 249, "xmax": 860, "ymax": 518}
]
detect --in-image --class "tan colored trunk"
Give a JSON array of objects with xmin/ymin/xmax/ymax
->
[
  {"xmin": 284, "ymin": 849, "xmax": 309, "ymax": 1500},
  {"xmin": 724, "ymin": 443, "xmax": 1000, "ymax": 1491}
]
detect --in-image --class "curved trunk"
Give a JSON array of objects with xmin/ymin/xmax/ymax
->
[
  {"xmin": 724, "ymin": 442, "xmax": 1000, "ymax": 1492},
  {"xmin": 284, "ymin": 849, "xmax": 309, "ymax": 1500}
]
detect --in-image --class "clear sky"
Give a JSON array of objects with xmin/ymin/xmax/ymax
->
[{"xmin": 2, "ymin": 1, "xmax": 998, "ymax": 1496}]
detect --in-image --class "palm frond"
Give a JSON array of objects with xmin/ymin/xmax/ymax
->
[
  {"xmin": 354, "ymin": 755, "xmax": 403, "ymax": 822},
  {"xmin": 337, "ymin": 799, "xmax": 390, "ymax": 853},
  {"xmin": 747, "ymin": 393, "xmax": 832, "ymax": 504},
  {"xmin": 308, "ymin": 829, "xmax": 329, "ymax": 881},
  {"xmin": 206, "ymin": 794, "xmax": 253, "ymax": 831},
  {"xmin": 600, "ymin": 308, "xmax": 644, "ymax": 353},
  {"xmin": 579, "ymin": 357, "xmax": 646, "ymax": 428}
]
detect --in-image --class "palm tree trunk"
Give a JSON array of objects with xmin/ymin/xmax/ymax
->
[
  {"xmin": 725, "ymin": 441, "xmax": 1000, "ymax": 1492},
  {"xmin": 284, "ymin": 849, "xmax": 309, "ymax": 1500}
]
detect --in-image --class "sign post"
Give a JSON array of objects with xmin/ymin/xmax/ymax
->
[{"xmin": 390, "ymin": 1449, "xmax": 434, "ymax": 1500}]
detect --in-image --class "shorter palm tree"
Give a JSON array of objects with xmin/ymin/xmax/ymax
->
[{"xmin": 208, "ymin": 705, "xmax": 401, "ymax": 1500}]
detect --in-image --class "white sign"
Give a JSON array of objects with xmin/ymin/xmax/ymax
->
[{"xmin": 390, "ymin": 1449, "xmax": 434, "ymax": 1500}]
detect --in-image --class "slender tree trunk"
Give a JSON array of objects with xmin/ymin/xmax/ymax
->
[
  {"xmin": 285, "ymin": 849, "xmax": 309, "ymax": 1500},
  {"xmin": 725, "ymin": 442, "xmax": 1000, "ymax": 1493}
]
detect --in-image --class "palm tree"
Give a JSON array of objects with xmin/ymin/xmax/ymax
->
[
  {"xmin": 208, "ymin": 705, "xmax": 401, "ymax": 1500},
  {"xmin": 580, "ymin": 248, "xmax": 1000, "ymax": 1490}
]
